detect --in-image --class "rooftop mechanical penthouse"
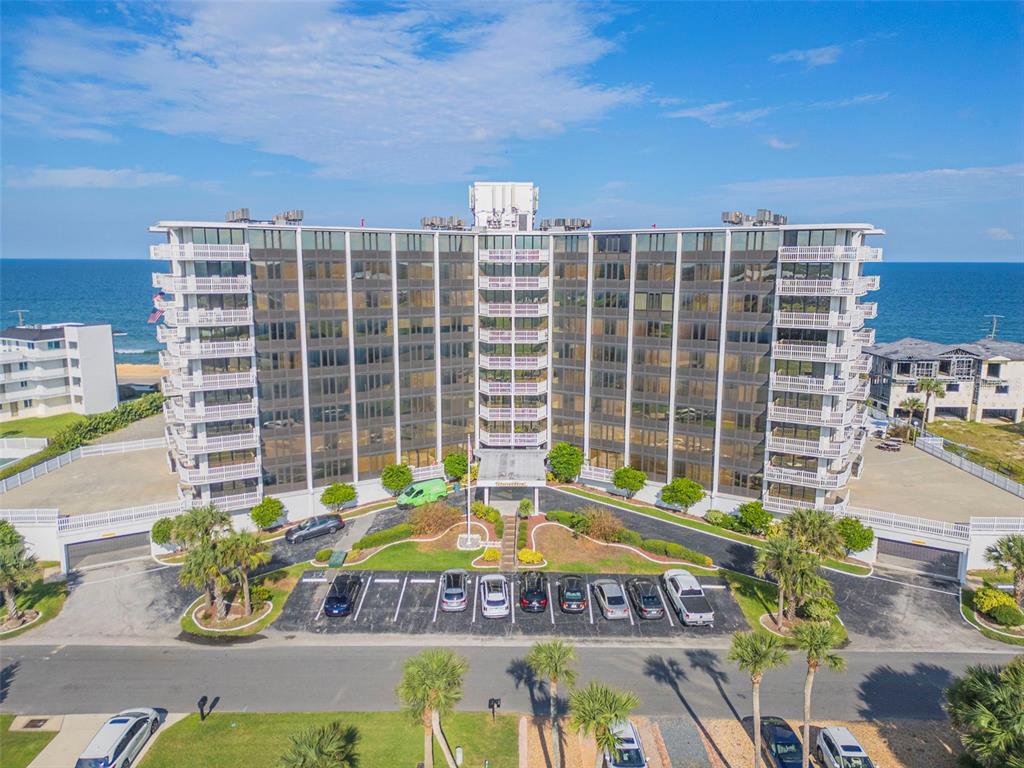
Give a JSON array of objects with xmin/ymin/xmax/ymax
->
[{"xmin": 150, "ymin": 182, "xmax": 882, "ymax": 516}]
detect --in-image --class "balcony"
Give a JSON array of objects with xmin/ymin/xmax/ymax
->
[
  {"xmin": 768, "ymin": 404, "xmax": 847, "ymax": 428},
  {"xmin": 168, "ymin": 370, "xmax": 257, "ymax": 392},
  {"xmin": 765, "ymin": 464, "xmax": 852, "ymax": 490},
  {"xmin": 0, "ymin": 347, "xmax": 67, "ymax": 364},
  {"xmin": 770, "ymin": 373, "xmax": 849, "ymax": 396},
  {"xmin": 153, "ymin": 273, "xmax": 251, "ymax": 294},
  {"xmin": 0, "ymin": 384, "xmax": 70, "ymax": 404},
  {"xmin": 853, "ymin": 327, "xmax": 876, "ymax": 346},
  {"xmin": 479, "ymin": 405, "xmax": 548, "ymax": 421},
  {"xmin": 777, "ymin": 245, "xmax": 883, "ymax": 263},
  {"xmin": 163, "ymin": 307, "xmax": 253, "ymax": 327},
  {"xmin": 179, "ymin": 461, "xmax": 261, "ymax": 485},
  {"xmin": 153, "ymin": 294, "xmax": 181, "ymax": 312},
  {"xmin": 849, "ymin": 355, "xmax": 871, "ymax": 375},
  {"xmin": 513, "ymin": 248, "xmax": 550, "ymax": 262},
  {"xmin": 479, "ymin": 248, "xmax": 551, "ymax": 263},
  {"xmin": 477, "ymin": 276, "xmax": 550, "ymax": 290},
  {"xmin": 166, "ymin": 399, "xmax": 259, "ymax": 424},
  {"xmin": 763, "ymin": 493, "xmax": 849, "ymax": 516},
  {"xmin": 859, "ymin": 302, "xmax": 878, "ymax": 320},
  {"xmin": 479, "ymin": 302, "xmax": 549, "ymax": 318},
  {"xmin": 170, "ymin": 428, "xmax": 259, "ymax": 454},
  {"xmin": 151, "ymin": 243, "xmax": 250, "ymax": 262},
  {"xmin": 479, "ymin": 380, "xmax": 548, "ymax": 396},
  {"xmin": 478, "ymin": 248, "xmax": 513, "ymax": 262},
  {"xmin": 479, "ymin": 355, "xmax": 512, "ymax": 370},
  {"xmin": 209, "ymin": 491, "xmax": 262, "ymax": 512},
  {"xmin": 773, "ymin": 342, "xmax": 860, "ymax": 364},
  {"xmin": 478, "ymin": 328, "xmax": 549, "ymax": 344},
  {"xmin": 774, "ymin": 310, "xmax": 862, "ymax": 330},
  {"xmin": 0, "ymin": 366, "xmax": 68, "ymax": 384},
  {"xmin": 167, "ymin": 339, "xmax": 255, "ymax": 359},
  {"xmin": 847, "ymin": 377, "xmax": 869, "ymax": 401},
  {"xmin": 858, "ymin": 274, "xmax": 881, "ymax": 292},
  {"xmin": 767, "ymin": 434, "xmax": 844, "ymax": 459},
  {"xmin": 479, "ymin": 429, "xmax": 547, "ymax": 447},
  {"xmin": 480, "ymin": 355, "xmax": 547, "ymax": 371},
  {"xmin": 158, "ymin": 350, "xmax": 187, "ymax": 370},
  {"xmin": 156, "ymin": 324, "xmax": 186, "ymax": 344},
  {"xmin": 776, "ymin": 279, "xmax": 862, "ymax": 297}
]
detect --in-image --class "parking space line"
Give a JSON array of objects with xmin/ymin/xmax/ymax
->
[
  {"xmin": 432, "ymin": 578, "xmax": 444, "ymax": 623},
  {"xmin": 546, "ymin": 579, "xmax": 555, "ymax": 625},
  {"xmin": 510, "ymin": 577, "xmax": 516, "ymax": 624},
  {"xmin": 410, "ymin": 578, "xmax": 435, "ymax": 584},
  {"xmin": 353, "ymin": 575, "xmax": 372, "ymax": 622},
  {"xmin": 393, "ymin": 575, "xmax": 409, "ymax": 622},
  {"xmin": 374, "ymin": 577, "xmax": 401, "ymax": 584},
  {"xmin": 314, "ymin": 589, "xmax": 329, "ymax": 622},
  {"xmin": 619, "ymin": 580, "xmax": 635, "ymax": 626},
  {"xmin": 471, "ymin": 577, "xmax": 479, "ymax": 623},
  {"xmin": 656, "ymin": 583, "xmax": 674, "ymax": 628},
  {"xmin": 586, "ymin": 576, "xmax": 594, "ymax": 625}
]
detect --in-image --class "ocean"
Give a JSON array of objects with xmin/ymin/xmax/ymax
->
[{"xmin": 0, "ymin": 259, "xmax": 1020, "ymax": 364}]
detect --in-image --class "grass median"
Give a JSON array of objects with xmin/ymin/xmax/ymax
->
[
  {"xmin": 0, "ymin": 562, "xmax": 68, "ymax": 641},
  {"xmin": 0, "ymin": 714, "xmax": 58, "ymax": 768},
  {"xmin": 138, "ymin": 711, "xmax": 518, "ymax": 768}
]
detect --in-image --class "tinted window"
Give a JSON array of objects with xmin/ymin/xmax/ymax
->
[
  {"xmin": 612, "ymin": 747, "xmax": 645, "ymax": 767},
  {"xmin": 606, "ymin": 594, "xmax": 626, "ymax": 606},
  {"xmin": 563, "ymin": 587, "xmax": 584, "ymax": 599}
]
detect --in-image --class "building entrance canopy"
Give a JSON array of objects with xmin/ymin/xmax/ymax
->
[{"xmin": 475, "ymin": 449, "xmax": 547, "ymax": 488}]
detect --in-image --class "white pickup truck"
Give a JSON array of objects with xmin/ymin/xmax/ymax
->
[{"xmin": 660, "ymin": 569, "xmax": 715, "ymax": 627}]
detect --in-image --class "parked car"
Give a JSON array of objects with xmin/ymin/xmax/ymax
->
[
  {"xmin": 603, "ymin": 719, "xmax": 647, "ymax": 768},
  {"xmin": 323, "ymin": 574, "xmax": 362, "ymax": 617},
  {"xmin": 479, "ymin": 574, "xmax": 510, "ymax": 619},
  {"xmin": 285, "ymin": 514, "xmax": 344, "ymax": 544},
  {"xmin": 592, "ymin": 579, "xmax": 630, "ymax": 620},
  {"xmin": 760, "ymin": 716, "xmax": 803, "ymax": 768},
  {"xmin": 396, "ymin": 478, "xmax": 448, "ymax": 509},
  {"xmin": 557, "ymin": 574, "xmax": 588, "ymax": 613},
  {"xmin": 625, "ymin": 577, "xmax": 665, "ymax": 619},
  {"xmin": 518, "ymin": 571, "xmax": 549, "ymax": 613},
  {"xmin": 660, "ymin": 569, "xmax": 715, "ymax": 626},
  {"xmin": 440, "ymin": 569, "xmax": 469, "ymax": 612},
  {"xmin": 75, "ymin": 708, "xmax": 160, "ymax": 768},
  {"xmin": 816, "ymin": 726, "xmax": 876, "ymax": 768}
]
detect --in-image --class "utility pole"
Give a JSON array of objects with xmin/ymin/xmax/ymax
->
[{"xmin": 984, "ymin": 314, "xmax": 1004, "ymax": 339}]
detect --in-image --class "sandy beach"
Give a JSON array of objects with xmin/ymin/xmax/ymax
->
[{"xmin": 116, "ymin": 363, "xmax": 165, "ymax": 385}]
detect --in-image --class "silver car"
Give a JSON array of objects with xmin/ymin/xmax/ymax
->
[
  {"xmin": 75, "ymin": 708, "xmax": 160, "ymax": 768},
  {"xmin": 604, "ymin": 719, "xmax": 648, "ymax": 768},
  {"xmin": 479, "ymin": 574, "xmax": 510, "ymax": 619},
  {"xmin": 440, "ymin": 569, "xmax": 469, "ymax": 612},
  {"xmin": 593, "ymin": 579, "xmax": 630, "ymax": 620}
]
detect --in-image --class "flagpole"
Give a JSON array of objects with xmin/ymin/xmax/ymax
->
[{"xmin": 466, "ymin": 433, "xmax": 473, "ymax": 537}]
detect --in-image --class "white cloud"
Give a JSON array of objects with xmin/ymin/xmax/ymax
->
[
  {"xmin": 765, "ymin": 136, "xmax": 798, "ymax": 150},
  {"xmin": 769, "ymin": 44, "xmax": 843, "ymax": 68},
  {"xmin": 985, "ymin": 227, "xmax": 1015, "ymax": 241},
  {"xmin": 666, "ymin": 101, "xmax": 775, "ymax": 126},
  {"xmin": 6, "ymin": 166, "xmax": 182, "ymax": 189},
  {"xmin": 810, "ymin": 92, "xmax": 891, "ymax": 110},
  {"xmin": 4, "ymin": 3, "xmax": 640, "ymax": 181}
]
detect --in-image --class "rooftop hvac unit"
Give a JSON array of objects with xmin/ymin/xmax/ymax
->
[
  {"xmin": 273, "ymin": 209, "xmax": 304, "ymax": 224},
  {"xmin": 539, "ymin": 217, "xmax": 591, "ymax": 231},
  {"xmin": 225, "ymin": 208, "xmax": 251, "ymax": 223},
  {"xmin": 721, "ymin": 211, "xmax": 744, "ymax": 225},
  {"xmin": 421, "ymin": 216, "xmax": 466, "ymax": 230}
]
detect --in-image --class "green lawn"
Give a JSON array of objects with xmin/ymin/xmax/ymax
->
[
  {"xmin": 557, "ymin": 487, "xmax": 872, "ymax": 576},
  {"xmin": 0, "ymin": 412, "xmax": 85, "ymax": 439},
  {"xmin": 929, "ymin": 419, "xmax": 1024, "ymax": 483},
  {"xmin": 180, "ymin": 563, "xmax": 307, "ymax": 638},
  {"xmin": 138, "ymin": 712, "xmax": 518, "ymax": 768},
  {"xmin": 0, "ymin": 714, "xmax": 58, "ymax": 768},
  {"xmin": 345, "ymin": 541, "xmax": 484, "ymax": 571},
  {"xmin": 960, "ymin": 588, "xmax": 1024, "ymax": 647},
  {"xmin": 0, "ymin": 575, "xmax": 68, "ymax": 640}
]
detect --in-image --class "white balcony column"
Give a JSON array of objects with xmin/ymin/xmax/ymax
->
[
  {"xmin": 345, "ymin": 230, "xmax": 360, "ymax": 482},
  {"xmin": 623, "ymin": 233, "xmax": 637, "ymax": 467},
  {"xmin": 665, "ymin": 231, "xmax": 684, "ymax": 482},
  {"xmin": 711, "ymin": 230, "xmax": 732, "ymax": 503},
  {"xmin": 391, "ymin": 232, "xmax": 401, "ymax": 463},
  {"xmin": 295, "ymin": 225, "xmax": 314, "ymax": 493},
  {"xmin": 434, "ymin": 232, "xmax": 443, "ymax": 461},
  {"xmin": 583, "ymin": 233, "xmax": 595, "ymax": 461}
]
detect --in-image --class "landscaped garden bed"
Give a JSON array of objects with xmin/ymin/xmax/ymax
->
[
  {"xmin": 180, "ymin": 562, "xmax": 307, "ymax": 638},
  {"xmin": 961, "ymin": 587, "xmax": 1024, "ymax": 647},
  {"xmin": 0, "ymin": 554, "xmax": 67, "ymax": 641}
]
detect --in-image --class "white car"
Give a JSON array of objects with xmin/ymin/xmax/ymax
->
[
  {"xmin": 603, "ymin": 719, "xmax": 647, "ymax": 768},
  {"xmin": 660, "ymin": 569, "xmax": 715, "ymax": 627},
  {"xmin": 815, "ymin": 726, "xmax": 876, "ymax": 768},
  {"xmin": 75, "ymin": 708, "xmax": 160, "ymax": 768},
  {"xmin": 479, "ymin": 574, "xmax": 510, "ymax": 619}
]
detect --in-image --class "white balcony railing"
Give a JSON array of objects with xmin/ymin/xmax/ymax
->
[
  {"xmin": 849, "ymin": 355, "xmax": 871, "ymax": 375},
  {"xmin": 772, "ymin": 342, "xmax": 861, "ymax": 364},
  {"xmin": 153, "ymin": 294, "xmax": 180, "ymax": 312},
  {"xmin": 168, "ymin": 370, "xmax": 257, "ymax": 392},
  {"xmin": 777, "ymin": 245, "xmax": 883, "ymax": 263},
  {"xmin": 478, "ymin": 328, "xmax": 549, "ymax": 344},
  {"xmin": 859, "ymin": 301, "xmax": 878, "ymax": 320},
  {"xmin": 479, "ymin": 380, "xmax": 548, "ymax": 396},
  {"xmin": 479, "ymin": 354, "xmax": 546, "ymax": 371},
  {"xmin": 150, "ymin": 243, "xmax": 250, "ymax": 262},
  {"xmin": 854, "ymin": 327, "xmax": 876, "ymax": 346},
  {"xmin": 768, "ymin": 404, "xmax": 848, "ymax": 428},
  {"xmin": 166, "ymin": 399, "xmax": 259, "ymax": 424},
  {"xmin": 770, "ymin": 373, "xmax": 848, "ymax": 395},
  {"xmin": 776, "ymin": 279, "xmax": 861, "ymax": 297},
  {"xmin": 763, "ymin": 493, "xmax": 849, "ymax": 516},
  {"xmin": 178, "ymin": 461, "xmax": 261, "ymax": 485},
  {"xmin": 479, "ymin": 355, "xmax": 512, "ymax": 369},
  {"xmin": 156, "ymin": 324, "xmax": 186, "ymax": 343},
  {"xmin": 0, "ymin": 366, "xmax": 67, "ymax": 384},
  {"xmin": 766, "ymin": 434, "xmax": 856, "ymax": 460},
  {"xmin": 0, "ymin": 384, "xmax": 70, "ymax": 404},
  {"xmin": 163, "ymin": 307, "xmax": 253, "ymax": 327},
  {"xmin": 167, "ymin": 339, "xmax": 255, "ymax": 359},
  {"xmin": 479, "ymin": 302, "xmax": 550, "ymax": 318},
  {"xmin": 153, "ymin": 273, "xmax": 251, "ymax": 294},
  {"xmin": 208, "ymin": 491, "xmax": 262, "ymax": 512},
  {"xmin": 479, "ymin": 429, "xmax": 547, "ymax": 447},
  {"xmin": 170, "ymin": 429, "xmax": 259, "ymax": 454},
  {"xmin": 477, "ymin": 275, "xmax": 550, "ymax": 291},
  {"xmin": 774, "ymin": 310, "xmax": 862, "ymax": 330},
  {"xmin": 479, "ymin": 406, "xmax": 548, "ymax": 421},
  {"xmin": 858, "ymin": 274, "xmax": 881, "ymax": 292},
  {"xmin": 765, "ymin": 464, "xmax": 852, "ymax": 490}
]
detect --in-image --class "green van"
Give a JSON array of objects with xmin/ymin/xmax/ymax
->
[{"xmin": 396, "ymin": 478, "xmax": 449, "ymax": 509}]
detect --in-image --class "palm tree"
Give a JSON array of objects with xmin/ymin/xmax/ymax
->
[
  {"xmin": 0, "ymin": 541, "xmax": 37, "ymax": 623},
  {"xmin": 727, "ymin": 631, "xmax": 789, "ymax": 768},
  {"xmin": 945, "ymin": 656, "xmax": 1024, "ymax": 768},
  {"xmin": 568, "ymin": 681, "xmax": 641, "ymax": 768},
  {"xmin": 915, "ymin": 377, "xmax": 946, "ymax": 426},
  {"xmin": 985, "ymin": 534, "xmax": 1024, "ymax": 607},
  {"xmin": 172, "ymin": 503, "xmax": 230, "ymax": 550},
  {"xmin": 276, "ymin": 721, "xmax": 360, "ymax": 768},
  {"xmin": 781, "ymin": 508, "xmax": 844, "ymax": 560},
  {"xmin": 785, "ymin": 552, "xmax": 832, "ymax": 622},
  {"xmin": 526, "ymin": 640, "xmax": 578, "ymax": 768},
  {"xmin": 396, "ymin": 649, "xmax": 468, "ymax": 768},
  {"xmin": 755, "ymin": 535, "xmax": 801, "ymax": 627},
  {"xmin": 793, "ymin": 622, "xmax": 846, "ymax": 768},
  {"xmin": 898, "ymin": 396, "xmax": 925, "ymax": 424},
  {"xmin": 220, "ymin": 531, "xmax": 271, "ymax": 615},
  {"xmin": 179, "ymin": 542, "xmax": 220, "ymax": 615}
]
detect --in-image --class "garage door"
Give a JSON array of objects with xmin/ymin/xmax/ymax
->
[
  {"xmin": 66, "ymin": 532, "xmax": 151, "ymax": 570},
  {"xmin": 876, "ymin": 538, "xmax": 961, "ymax": 579}
]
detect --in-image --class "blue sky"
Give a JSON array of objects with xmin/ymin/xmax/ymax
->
[{"xmin": 1, "ymin": 1, "xmax": 1021, "ymax": 261}]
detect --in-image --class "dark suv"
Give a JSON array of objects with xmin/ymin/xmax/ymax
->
[
  {"xmin": 323, "ymin": 574, "xmax": 362, "ymax": 617},
  {"xmin": 285, "ymin": 514, "xmax": 344, "ymax": 544},
  {"xmin": 558, "ymin": 574, "xmax": 588, "ymax": 613},
  {"xmin": 518, "ymin": 572, "xmax": 549, "ymax": 612}
]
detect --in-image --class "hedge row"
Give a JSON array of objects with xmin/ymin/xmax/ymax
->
[
  {"xmin": 471, "ymin": 501, "xmax": 504, "ymax": 539},
  {"xmin": 352, "ymin": 523, "xmax": 414, "ymax": 551}
]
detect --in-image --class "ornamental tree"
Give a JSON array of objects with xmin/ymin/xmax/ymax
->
[
  {"xmin": 736, "ymin": 501, "xmax": 774, "ymax": 536},
  {"xmin": 612, "ymin": 466, "xmax": 646, "ymax": 497},
  {"xmin": 442, "ymin": 451, "xmax": 468, "ymax": 481},
  {"xmin": 547, "ymin": 442, "xmax": 584, "ymax": 483},
  {"xmin": 320, "ymin": 483, "xmax": 357, "ymax": 513},
  {"xmin": 836, "ymin": 517, "xmax": 875, "ymax": 555},
  {"xmin": 381, "ymin": 463, "xmax": 414, "ymax": 495},
  {"xmin": 660, "ymin": 478, "xmax": 705, "ymax": 512},
  {"xmin": 250, "ymin": 497, "xmax": 285, "ymax": 530}
]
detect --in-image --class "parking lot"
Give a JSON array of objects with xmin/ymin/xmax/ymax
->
[{"xmin": 274, "ymin": 569, "xmax": 747, "ymax": 639}]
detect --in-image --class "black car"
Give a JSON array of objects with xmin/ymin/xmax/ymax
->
[
  {"xmin": 518, "ymin": 572, "xmax": 549, "ymax": 612},
  {"xmin": 323, "ymin": 574, "xmax": 362, "ymax": 617},
  {"xmin": 760, "ymin": 717, "xmax": 803, "ymax": 768},
  {"xmin": 558, "ymin": 574, "xmax": 588, "ymax": 613},
  {"xmin": 285, "ymin": 514, "xmax": 344, "ymax": 544},
  {"xmin": 626, "ymin": 577, "xmax": 665, "ymax": 620}
]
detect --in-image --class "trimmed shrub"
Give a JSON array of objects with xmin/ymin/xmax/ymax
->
[
  {"xmin": 547, "ymin": 442, "xmax": 584, "ymax": 482},
  {"xmin": 320, "ymin": 483, "xmax": 356, "ymax": 512},
  {"xmin": 410, "ymin": 502, "xmax": 463, "ymax": 536},
  {"xmin": 516, "ymin": 518, "xmax": 528, "ymax": 550},
  {"xmin": 617, "ymin": 529, "xmax": 643, "ymax": 548},
  {"xmin": 611, "ymin": 466, "xmax": 647, "ymax": 496},
  {"xmin": 989, "ymin": 603, "xmax": 1024, "ymax": 627},
  {"xmin": 705, "ymin": 510, "xmax": 741, "ymax": 531},
  {"xmin": 517, "ymin": 548, "xmax": 544, "ymax": 565},
  {"xmin": 352, "ymin": 523, "xmax": 414, "ymax": 551},
  {"xmin": 660, "ymin": 477, "xmax": 705, "ymax": 511},
  {"xmin": 483, "ymin": 547, "xmax": 501, "ymax": 563},
  {"xmin": 584, "ymin": 506, "xmax": 624, "ymax": 543},
  {"xmin": 735, "ymin": 501, "xmax": 773, "ymax": 535},
  {"xmin": 250, "ymin": 497, "xmax": 285, "ymax": 530},
  {"xmin": 381, "ymin": 463, "xmax": 413, "ymax": 495},
  {"xmin": 639, "ymin": 538, "xmax": 712, "ymax": 567},
  {"xmin": 801, "ymin": 596, "xmax": 840, "ymax": 622},
  {"xmin": 974, "ymin": 586, "xmax": 1016, "ymax": 614},
  {"xmin": 250, "ymin": 584, "xmax": 273, "ymax": 604},
  {"xmin": 314, "ymin": 548, "xmax": 332, "ymax": 563},
  {"xmin": 443, "ymin": 451, "xmax": 468, "ymax": 481},
  {"xmin": 472, "ymin": 501, "xmax": 504, "ymax": 538},
  {"xmin": 836, "ymin": 517, "xmax": 875, "ymax": 554},
  {"xmin": 151, "ymin": 517, "xmax": 174, "ymax": 546},
  {"xmin": 517, "ymin": 498, "xmax": 533, "ymax": 519}
]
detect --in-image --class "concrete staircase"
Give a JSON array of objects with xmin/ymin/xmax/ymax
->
[{"xmin": 500, "ymin": 515, "xmax": 518, "ymax": 572}]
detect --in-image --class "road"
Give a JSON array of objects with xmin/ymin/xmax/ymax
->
[{"xmin": 1, "ymin": 644, "xmax": 1013, "ymax": 722}]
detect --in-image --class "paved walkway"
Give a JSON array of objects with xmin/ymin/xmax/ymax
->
[
  {"xmin": 25, "ymin": 713, "xmax": 185, "ymax": 768},
  {"xmin": 848, "ymin": 438, "xmax": 1022, "ymax": 521}
]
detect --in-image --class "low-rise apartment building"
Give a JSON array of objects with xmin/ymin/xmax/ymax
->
[
  {"xmin": 868, "ymin": 337, "xmax": 1024, "ymax": 422},
  {"xmin": 0, "ymin": 323, "xmax": 119, "ymax": 421}
]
